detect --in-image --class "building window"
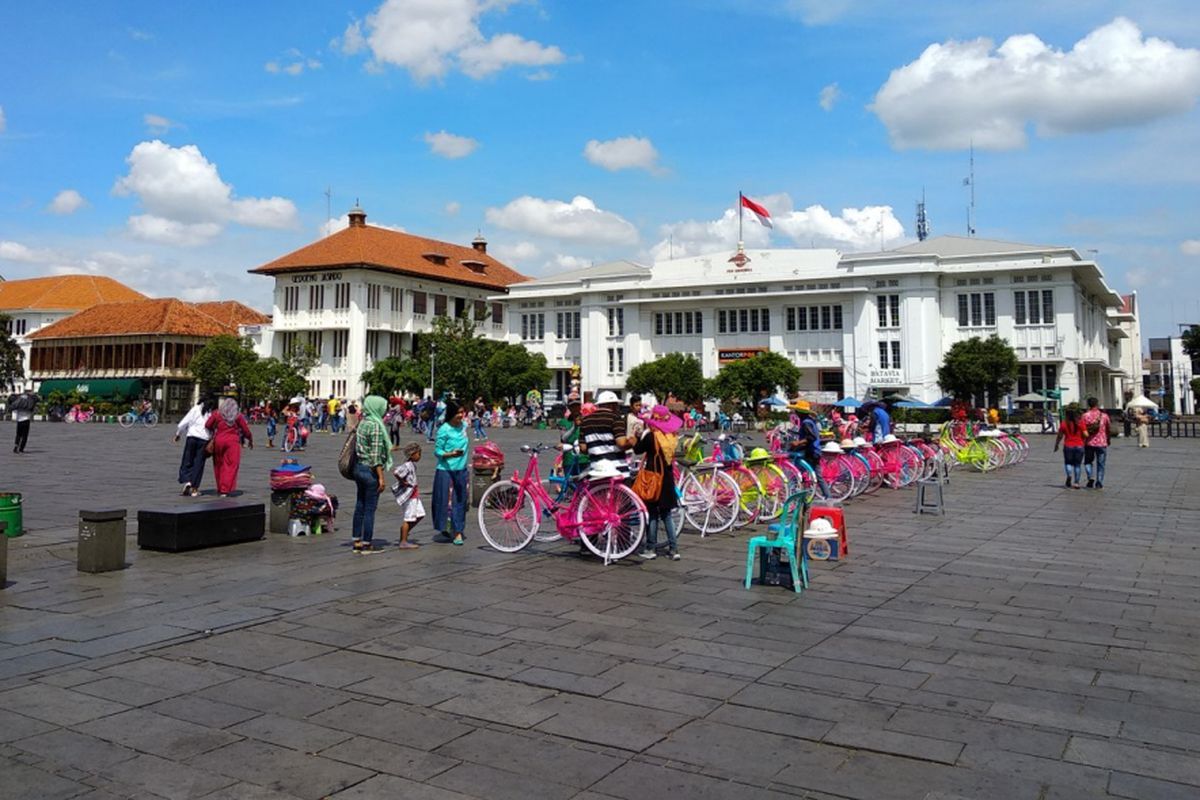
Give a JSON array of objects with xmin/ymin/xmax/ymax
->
[
  {"xmin": 878, "ymin": 341, "xmax": 889, "ymax": 368},
  {"xmin": 366, "ymin": 331, "xmax": 379, "ymax": 359},
  {"xmin": 389, "ymin": 333, "xmax": 404, "ymax": 358},
  {"xmin": 891, "ymin": 341, "xmax": 901, "ymax": 370},
  {"xmin": 412, "ymin": 291, "xmax": 427, "ymax": 315},
  {"xmin": 655, "ymin": 311, "xmax": 702, "ymax": 336},
  {"xmin": 521, "ymin": 313, "xmax": 545, "ymax": 341},
  {"xmin": 786, "ymin": 305, "xmax": 841, "ymax": 332},
  {"xmin": 283, "ymin": 286, "xmax": 300, "ymax": 312},
  {"xmin": 491, "ymin": 302, "xmax": 504, "ymax": 325},
  {"xmin": 333, "ymin": 283, "xmax": 350, "ymax": 310},
  {"xmin": 607, "ymin": 347, "xmax": 625, "ymax": 374},
  {"xmin": 721, "ymin": 307, "xmax": 773, "ymax": 334},
  {"xmin": 332, "ymin": 330, "xmax": 349, "ymax": 359},
  {"xmin": 556, "ymin": 311, "xmax": 580, "ymax": 339},
  {"xmin": 306, "ymin": 331, "xmax": 323, "ymax": 356},
  {"xmin": 280, "ymin": 331, "xmax": 297, "ymax": 355},
  {"xmin": 1016, "ymin": 364, "xmax": 1058, "ymax": 396},
  {"xmin": 454, "ymin": 297, "xmax": 466, "ymax": 318},
  {"xmin": 309, "ymin": 285, "xmax": 325, "ymax": 311},
  {"xmin": 434, "ymin": 294, "xmax": 447, "ymax": 317},
  {"xmin": 390, "ymin": 287, "xmax": 403, "ymax": 312},
  {"xmin": 877, "ymin": 294, "xmax": 900, "ymax": 327},
  {"xmin": 957, "ymin": 292, "xmax": 995, "ymax": 326},
  {"xmin": 365, "ymin": 284, "xmax": 380, "ymax": 310},
  {"xmin": 1042, "ymin": 289, "xmax": 1054, "ymax": 322},
  {"xmin": 1015, "ymin": 289, "xmax": 1053, "ymax": 325},
  {"xmin": 607, "ymin": 307, "xmax": 624, "ymax": 336},
  {"xmin": 474, "ymin": 300, "xmax": 487, "ymax": 322},
  {"xmin": 14, "ymin": 319, "xmax": 26, "ymax": 336}
]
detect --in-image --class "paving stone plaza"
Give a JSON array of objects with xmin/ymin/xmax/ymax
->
[{"xmin": 1, "ymin": 422, "xmax": 1198, "ymax": 800}]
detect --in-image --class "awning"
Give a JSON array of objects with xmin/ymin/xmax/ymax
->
[{"xmin": 38, "ymin": 378, "xmax": 144, "ymax": 399}]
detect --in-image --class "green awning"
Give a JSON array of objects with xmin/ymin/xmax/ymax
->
[{"xmin": 38, "ymin": 379, "xmax": 144, "ymax": 399}]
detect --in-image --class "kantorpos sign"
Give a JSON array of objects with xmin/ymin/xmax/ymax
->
[{"xmin": 718, "ymin": 347, "xmax": 767, "ymax": 364}]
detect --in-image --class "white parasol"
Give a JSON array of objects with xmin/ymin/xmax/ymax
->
[{"xmin": 1125, "ymin": 395, "xmax": 1159, "ymax": 411}]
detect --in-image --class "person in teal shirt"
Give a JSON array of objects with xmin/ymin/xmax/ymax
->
[{"xmin": 433, "ymin": 400, "xmax": 470, "ymax": 545}]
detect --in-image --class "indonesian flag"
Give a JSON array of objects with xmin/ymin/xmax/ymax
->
[{"xmin": 741, "ymin": 193, "xmax": 772, "ymax": 228}]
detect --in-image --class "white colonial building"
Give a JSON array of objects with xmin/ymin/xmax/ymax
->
[
  {"xmin": 249, "ymin": 206, "xmax": 529, "ymax": 399},
  {"xmin": 501, "ymin": 236, "xmax": 1138, "ymax": 406}
]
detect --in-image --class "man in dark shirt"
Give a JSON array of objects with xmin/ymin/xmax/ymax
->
[{"xmin": 581, "ymin": 390, "xmax": 627, "ymax": 473}]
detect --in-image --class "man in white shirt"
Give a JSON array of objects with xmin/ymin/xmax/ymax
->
[
  {"xmin": 11, "ymin": 389, "xmax": 37, "ymax": 454},
  {"xmin": 174, "ymin": 396, "xmax": 216, "ymax": 496}
]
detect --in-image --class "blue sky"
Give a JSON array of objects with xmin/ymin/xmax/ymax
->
[{"xmin": 1, "ymin": 1, "xmax": 1198, "ymax": 339}]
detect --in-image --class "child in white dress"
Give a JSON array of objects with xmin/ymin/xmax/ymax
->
[{"xmin": 392, "ymin": 442, "xmax": 425, "ymax": 549}]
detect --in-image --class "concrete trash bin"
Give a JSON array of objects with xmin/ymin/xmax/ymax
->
[
  {"xmin": 471, "ymin": 467, "xmax": 501, "ymax": 508},
  {"xmin": 78, "ymin": 508, "xmax": 127, "ymax": 573}
]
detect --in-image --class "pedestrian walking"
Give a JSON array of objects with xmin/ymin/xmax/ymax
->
[
  {"xmin": 351, "ymin": 395, "xmax": 392, "ymax": 554},
  {"xmin": 635, "ymin": 404, "xmax": 682, "ymax": 561},
  {"xmin": 1134, "ymin": 407, "xmax": 1150, "ymax": 448},
  {"xmin": 9, "ymin": 388, "xmax": 38, "ymax": 454},
  {"xmin": 1080, "ymin": 397, "xmax": 1112, "ymax": 489},
  {"xmin": 472, "ymin": 397, "xmax": 488, "ymax": 440},
  {"xmin": 346, "ymin": 401, "xmax": 360, "ymax": 433},
  {"xmin": 174, "ymin": 395, "xmax": 216, "ymax": 496},
  {"xmin": 205, "ymin": 397, "xmax": 253, "ymax": 497},
  {"xmin": 1054, "ymin": 406, "xmax": 1085, "ymax": 489},
  {"xmin": 264, "ymin": 402, "xmax": 277, "ymax": 448},
  {"xmin": 432, "ymin": 400, "xmax": 469, "ymax": 546},
  {"xmin": 328, "ymin": 395, "xmax": 341, "ymax": 434},
  {"xmin": 391, "ymin": 442, "xmax": 425, "ymax": 550}
]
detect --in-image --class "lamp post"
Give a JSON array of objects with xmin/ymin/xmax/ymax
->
[{"xmin": 430, "ymin": 341, "xmax": 436, "ymax": 399}]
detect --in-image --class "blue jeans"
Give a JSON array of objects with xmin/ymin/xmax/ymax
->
[
  {"xmin": 352, "ymin": 461, "xmax": 381, "ymax": 542},
  {"xmin": 1084, "ymin": 446, "xmax": 1107, "ymax": 486},
  {"xmin": 1062, "ymin": 446, "xmax": 1083, "ymax": 484},
  {"xmin": 427, "ymin": 420, "xmax": 440, "ymax": 443},
  {"xmin": 432, "ymin": 468, "xmax": 468, "ymax": 536},
  {"xmin": 646, "ymin": 510, "xmax": 678, "ymax": 553},
  {"xmin": 330, "ymin": 415, "xmax": 342, "ymax": 434},
  {"xmin": 472, "ymin": 418, "xmax": 486, "ymax": 439}
]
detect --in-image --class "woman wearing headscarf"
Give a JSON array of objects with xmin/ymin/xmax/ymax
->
[
  {"xmin": 634, "ymin": 405, "xmax": 682, "ymax": 561},
  {"xmin": 204, "ymin": 397, "xmax": 253, "ymax": 497},
  {"xmin": 174, "ymin": 394, "xmax": 217, "ymax": 496},
  {"xmin": 352, "ymin": 395, "xmax": 392, "ymax": 554}
]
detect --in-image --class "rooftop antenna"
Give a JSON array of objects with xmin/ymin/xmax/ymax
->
[
  {"xmin": 324, "ymin": 186, "xmax": 332, "ymax": 225},
  {"xmin": 963, "ymin": 142, "xmax": 976, "ymax": 236},
  {"xmin": 916, "ymin": 187, "xmax": 929, "ymax": 242}
]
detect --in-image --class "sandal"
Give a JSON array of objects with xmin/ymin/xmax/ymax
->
[
  {"xmin": 398, "ymin": 541, "xmax": 420, "ymax": 550},
  {"xmin": 452, "ymin": 534, "xmax": 464, "ymax": 546}
]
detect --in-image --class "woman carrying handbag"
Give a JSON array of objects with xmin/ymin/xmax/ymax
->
[{"xmin": 633, "ymin": 404, "xmax": 683, "ymax": 561}]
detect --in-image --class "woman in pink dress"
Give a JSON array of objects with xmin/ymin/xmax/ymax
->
[{"xmin": 205, "ymin": 397, "xmax": 253, "ymax": 496}]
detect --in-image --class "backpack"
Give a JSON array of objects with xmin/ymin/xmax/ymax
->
[{"xmin": 337, "ymin": 430, "xmax": 358, "ymax": 479}]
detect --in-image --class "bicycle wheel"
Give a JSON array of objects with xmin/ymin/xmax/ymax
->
[
  {"xmin": 729, "ymin": 466, "xmax": 762, "ymax": 527},
  {"xmin": 752, "ymin": 464, "xmax": 787, "ymax": 521},
  {"xmin": 681, "ymin": 469, "xmax": 739, "ymax": 535},
  {"xmin": 478, "ymin": 481, "xmax": 538, "ymax": 553},
  {"xmin": 532, "ymin": 477, "xmax": 570, "ymax": 542},
  {"xmin": 145, "ymin": 412, "xmax": 159, "ymax": 428},
  {"xmin": 823, "ymin": 458, "xmax": 854, "ymax": 503},
  {"xmin": 282, "ymin": 429, "xmax": 296, "ymax": 453},
  {"xmin": 576, "ymin": 482, "xmax": 645, "ymax": 562},
  {"xmin": 118, "ymin": 412, "xmax": 136, "ymax": 429}
]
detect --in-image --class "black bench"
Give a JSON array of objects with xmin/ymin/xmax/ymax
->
[{"xmin": 137, "ymin": 501, "xmax": 265, "ymax": 552}]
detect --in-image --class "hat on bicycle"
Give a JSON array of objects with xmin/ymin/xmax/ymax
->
[
  {"xmin": 646, "ymin": 404, "xmax": 682, "ymax": 434},
  {"xmin": 839, "ymin": 438, "xmax": 857, "ymax": 449},
  {"xmin": 821, "ymin": 441, "xmax": 844, "ymax": 454},
  {"xmin": 596, "ymin": 390, "xmax": 620, "ymax": 406}
]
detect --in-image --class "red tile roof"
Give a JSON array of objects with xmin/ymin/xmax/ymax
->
[
  {"xmin": 194, "ymin": 300, "xmax": 271, "ymax": 328},
  {"xmin": 249, "ymin": 221, "xmax": 529, "ymax": 291},
  {"xmin": 28, "ymin": 298, "xmax": 235, "ymax": 340},
  {"xmin": 0, "ymin": 275, "xmax": 146, "ymax": 311}
]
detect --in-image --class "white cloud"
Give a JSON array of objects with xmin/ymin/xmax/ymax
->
[
  {"xmin": 872, "ymin": 17, "xmax": 1200, "ymax": 150},
  {"xmin": 1182, "ymin": 239, "xmax": 1200, "ymax": 255},
  {"xmin": 819, "ymin": 82, "xmax": 841, "ymax": 111},
  {"xmin": 583, "ymin": 136, "xmax": 661, "ymax": 173},
  {"xmin": 266, "ymin": 56, "xmax": 320, "ymax": 76},
  {"xmin": 340, "ymin": 0, "xmax": 565, "ymax": 81},
  {"xmin": 649, "ymin": 193, "xmax": 905, "ymax": 260},
  {"xmin": 48, "ymin": 189, "xmax": 86, "ymax": 215},
  {"xmin": 0, "ymin": 106, "xmax": 6, "ymax": 134},
  {"xmin": 444, "ymin": 201, "xmax": 461, "ymax": 215},
  {"xmin": 113, "ymin": 140, "xmax": 298, "ymax": 245},
  {"xmin": 486, "ymin": 195, "xmax": 639, "ymax": 246},
  {"xmin": 143, "ymin": 113, "xmax": 177, "ymax": 135},
  {"xmin": 491, "ymin": 240, "xmax": 541, "ymax": 264},
  {"xmin": 782, "ymin": 0, "xmax": 855, "ymax": 25},
  {"xmin": 424, "ymin": 130, "xmax": 479, "ymax": 159},
  {"xmin": 0, "ymin": 240, "xmax": 54, "ymax": 263}
]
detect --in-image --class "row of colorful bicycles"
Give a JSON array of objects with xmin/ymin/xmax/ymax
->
[{"xmin": 476, "ymin": 421, "xmax": 1029, "ymax": 564}]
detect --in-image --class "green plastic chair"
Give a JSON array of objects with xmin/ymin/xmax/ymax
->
[{"xmin": 744, "ymin": 491, "xmax": 810, "ymax": 593}]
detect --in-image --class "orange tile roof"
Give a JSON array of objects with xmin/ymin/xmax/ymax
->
[
  {"xmin": 28, "ymin": 298, "xmax": 234, "ymax": 340},
  {"xmin": 249, "ymin": 222, "xmax": 530, "ymax": 291},
  {"xmin": 193, "ymin": 300, "xmax": 271, "ymax": 328},
  {"xmin": 0, "ymin": 274, "xmax": 146, "ymax": 311}
]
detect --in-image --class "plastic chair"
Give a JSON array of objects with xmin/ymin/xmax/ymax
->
[{"xmin": 744, "ymin": 492, "xmax": 810, "ymax": 593}]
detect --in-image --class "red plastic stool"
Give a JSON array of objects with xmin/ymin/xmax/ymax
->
[{"xmin": 808, "ymin": 505, "xmax": 848, "ymax": 559}]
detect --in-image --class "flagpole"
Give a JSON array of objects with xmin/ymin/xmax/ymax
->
[{"xmin": 738, "ymin": 191, "xmax": 744, "ymax": 246}]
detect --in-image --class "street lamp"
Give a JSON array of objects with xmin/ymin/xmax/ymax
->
[{"xmin": 430, "ymin": 341, "xmax": 436, "ymax": 399}]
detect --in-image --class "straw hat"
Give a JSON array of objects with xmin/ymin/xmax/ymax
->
[
  {"xmin": 839, "ymin": 438, "xmax": 856, "ymax": 449},
  {"xmin": 789, "ymin": 399, "xmax": 813, "ymax": 414}
]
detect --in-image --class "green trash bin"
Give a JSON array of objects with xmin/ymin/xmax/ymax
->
[{"xmin": 0, "ymin": 493, "xmax": 22, "ymax": 538}]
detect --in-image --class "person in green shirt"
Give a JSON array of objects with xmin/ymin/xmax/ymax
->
[
  {"xmin": 351, "ymin": 395, "xmax": 392, "ymax": 554},
  {"xmin": 433, "ymin": 400, "xmax": 470, "ymax": 545}
]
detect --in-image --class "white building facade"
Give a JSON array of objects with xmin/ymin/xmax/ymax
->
[
  {"xmin": 501, "ymin": 236, "xmax": 1136, "ymax": 406},
  {"xmin": 249, "ymin": 207, "xmax": 528, "ymax": 399}
]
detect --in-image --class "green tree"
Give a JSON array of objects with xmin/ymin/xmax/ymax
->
[
  {"xmin": 1182, "ymin": 325, "xmax": 1200, "ymax": 361},
  {"xmin": 0, "ymin": 314, "xmax": 24, "ymax": 391},
  {"xmin": 188, "ymin": 335, "xmax": 258, "ymax": 394},
  {"xmin": 361, "ymin": 356, "xmax": 429, "ymax": 397},
  {"xmin": 485, "ymin": 344, "xmax": 551, "ymax": 404},
  {"xmin": 936, "ymin": 335, "xmax": 1018, "ymax": 407},
  {"xmin": 705, "ymin": 352, "xmax": 801, "ymax": 405},
  {"xmin": 241, "ymin": 357, "xmax": 309, "ymax": 407},
  {"xmin": 625, "ymin": 353, "xmax": 705, "ymax": 404}
]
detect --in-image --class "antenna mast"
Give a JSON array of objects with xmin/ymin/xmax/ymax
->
[
  {"xmin": 916, "ymin": 187, "xmax": 929, "ymax": 242},
  {"xmin": 965, "ymin": 143, "xmax": 976, "ymax": 236}
]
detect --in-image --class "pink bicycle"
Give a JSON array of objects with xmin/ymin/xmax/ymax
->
[{"xmin": 477, "ymin": 443, "xmax": 646, "ymax": 564}]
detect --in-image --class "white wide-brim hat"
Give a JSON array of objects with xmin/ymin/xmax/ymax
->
[
  {"xmin": 587, "ymin": 461, "xmax": 624, "ymax": 480},
  {"xmin": 595, "ymin": 390, "xmax": 620, "ymax": 405},
  {"xmin": 804, "ymin": 518, "xmax": 838, "ymax": 538},
  {"xmin": 978, "ymin": 429, "xmax": 1001, "ymax": 438},
  {"xmin": 821, "ymin": 442, "xmax": 844, "ymax": 454},
  {"xmin": 853, "ymin": 436, "xmax": 868, "ymax": 447},
  {"xmin": 881, "ymin": 434, "xmax": 899, "ymax": 444},
  {"xmin": 839, "ymin": 438, "xmax": 856, "ymax": 449}
]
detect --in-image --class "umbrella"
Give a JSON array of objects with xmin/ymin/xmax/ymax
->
[
  {"xmin": 759, "ymin": 396, "xmax": 787, "ymax": 407},
  {"xmin": 894, "ymin": 399, "xmax": 932, "ymax": 408},
  {"xmin": 833, "ymin": 397, "xmax": 862, "ymax": 408},
  {"xmin": 1125, "ymin": 395, "xmax": 1159, "ymax": 411},
  {"xmin": 1014, "ymin": 392, "xmax": 1049, "ymax": 403}
]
